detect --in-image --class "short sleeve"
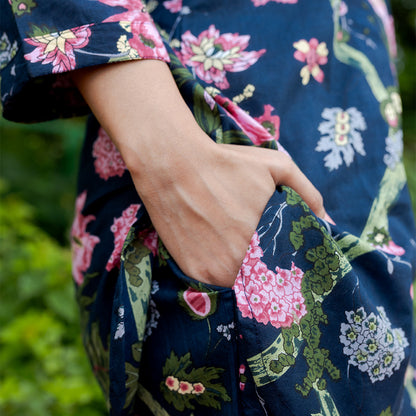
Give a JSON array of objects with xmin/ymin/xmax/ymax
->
[{"xmin": 0, "ymin": 0, "xmax": 170, "ymax": 122}]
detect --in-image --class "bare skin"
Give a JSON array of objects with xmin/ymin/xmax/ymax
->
[{"xmin": 72, "ymin": 59, "xmax": 327, "ymax": 287}]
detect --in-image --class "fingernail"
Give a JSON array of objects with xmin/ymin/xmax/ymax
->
[{"xmin": 324, "ymin": 212, "xmax": 336, "ymax": 225}]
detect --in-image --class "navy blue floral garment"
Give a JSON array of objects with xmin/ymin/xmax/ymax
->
[{"xmin": 1, "ymin": 0, "xmax": 416, "ymax": 415}]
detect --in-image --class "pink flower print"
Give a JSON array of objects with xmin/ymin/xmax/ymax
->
[
  {"xmin": 71, "ymin": 191, "xmax": 100, "ymax": 285},
  {"xmin": 383, "ymin": 92, "xmax": 402, "ymax": 128},
  {"xmin": 293, "ymin": 38, "xmax": 328, "ymax": 85},
  {"xmin": 239, "ymin": 261, "xmax": 253, "ymax": 281},
  {"xmin": 138, "ymin": 228, "xmax": 158, "ymax": 256},
  {"xmin": 178, "ymin": 25, "xmax": 265, "ymax": 89},
  {"xmin": 274, "ymin": 270, "xmax": 288, "ymax": 298},
  {"xmin": 203, "ymin": 90, "xmax": 216, "ymax": 110},
  {"xmin": 255, "ymin": 264, "xmax": 275, "ymax": 293},
  {"xmin": 233, "ymin": 282, "xmax": 250, "ymax": 315},
  {"xmin": 178, "ymin": 381, "xmax": 193, "ymax": 395},
  {"xmin": 98, "ymin": 0, "xmax": 147, "ymax": 20},
  {"xmin": 368, "ymin": 0, "xmax": 397, "ymax": 58},
  {"xmin": 92, "ymin": 128, "xmax": 127, "ymax": 180},
  {"xmin": 128, "ymin": 21, "xmax": 168, "ymax": 59},
  {"xmin": 214, "ymin": 95, "xmax": 274, "ymax": 145},
  {"xmin": 233, "ymin": 278, "xmax": 258, "ymax": 320},
  {"xmin": 239, "ymin": 232, "xmax": 263, "ymax": 274},
  {"xmin": 106, "ymin": 204, "xmax": 141, "ymax": 271},
  {"xmin": 269, "ymin": 293, "xmax": 292, "ymax": 327},
  {"xmin": 165, "ymin": 376, "xmax": 179, "ymax": 391},
  {"xmin": 234, "ymin": 232, "xmax": 307, "ymax": 329},
  {"xmin": 290, "ymin": 261, "xmax": 304, "ymax": 290},
  {"xmin": 254, "ymin": 105, "xmax": 280, "ymax": 141},
  {"xmin": 292, "ymin": 292, "xmax": 307, "ymax": 320},
  {"xmin": 375, "ymin": 240, "xmax": 405, "ymax": 257},
  {"xmin": 24, "ymin": 25, "xmax": 92, "ymax": 73},
  {"xmin": 275, "ymin": 267, "xmax": 295, "ymax": 296},
  {"xmin": 98, "ymin": 0, "xmax": 169, "ymax": 60},
  {"xmin": 239, "ymin": 364, "xmax": 246, "ymax": 391},
  {"xmin": 247, "ymin": 287, "xmax": 269, "ymax": 321},
  {"xmin": 339, "ymin": 1, "xmax": 348, "ymax": 16},
  {"xmin": 245, "ymin": 231, "xmax": 263, "ymax": 260},
  {"xmin": 163, "ymin": 0, "xmax": 182, "ymax": 13},
  {"xmin": 252, "ymin": 0, "xmax": 297, "ymax": 6},
  {"xmin": 191, "ymin": 382, "xmax": 205, "ymax": 395},
  {"xmin": 367, "ymin": 227, "xmax": 405, "ymax": 257}
]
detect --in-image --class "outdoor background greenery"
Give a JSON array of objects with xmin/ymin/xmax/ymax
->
[{"xmin": 0, "ymin": 2, "xmax": 415, "ymax": 414}]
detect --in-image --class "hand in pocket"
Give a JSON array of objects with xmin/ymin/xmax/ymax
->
[{"xmin": 136, "ymin": 141, "xmax": 328, "ymax": 288}]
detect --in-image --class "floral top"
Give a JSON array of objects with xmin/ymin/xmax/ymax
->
[{"xmin": 1, "ymin": 1, "xmax": 415, "ymax": 415}]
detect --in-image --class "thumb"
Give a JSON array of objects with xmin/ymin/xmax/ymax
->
[{"xmin": 269, "ymin": 152, "xmax": 327, "ymax": 220}]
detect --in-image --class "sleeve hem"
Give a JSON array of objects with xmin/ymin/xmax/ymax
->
[{"xmin": 2, "ymin": 20, "xmax": 171, "ymax": 123}]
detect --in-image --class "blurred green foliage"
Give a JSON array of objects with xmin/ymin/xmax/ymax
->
[
  {"xmin": 0, "ymin": 1, "xmax": 414, "ymax": 415},
  {"xmin": 392, "ymin": 0, "xmax": 416, "ymax": 213},
  {"xmin": 0, "ymin": 118, "xmax": 85, "ymax": 244},
  {"xmin": 0, "ymin": 181, "xmax": 107, "ymax": 415}
]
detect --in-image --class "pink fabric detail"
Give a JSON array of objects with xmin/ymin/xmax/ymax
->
[
  {"xmin": 233, "ymin": 232, "xmax": 307, "ymax": 329},
  {"xmin": 374, "ymin": 240, "xmax": 405, "ymax": 256},
  {"xmin": 252, "ymin": 0, "xmax": 297, "ymax": 5},
  {"xmin": 92, "ymin": 127, "xmax": 127, "ymax": 180},
  {"xmin": 71, "ymin": 191, "xmax": 100, "ymax": 285},
  {"xmin": 214, "ymin": 95, "xmax": 274, "ymax": 145},
  {"xmin": 178, "ymin": 25, "xmax": 265, "ymax": 89},
  {"xmin": 106, "ymin": 204, "xmax": 141, "ymax": 271},
  {"xmin": 24, "ymin": 25, "xmax": 92, "ymax": 73},
  {"xmin": 98, "ymin": 0, "xmax": 169, "ymax": 61},
  {"xmin": 138, "ymin": 228, "xmax": 159, "ymax": 256},
  {"xmin": 254, "ymin": 104, "xmax": 281, "ymax": 141},
  {"xmin": 163, "ymin": 0, "xmax": 183, "ymax": 13},
  {"xmin": 367, "ymin": 0, "xmax": 397, "ymax": 57}
]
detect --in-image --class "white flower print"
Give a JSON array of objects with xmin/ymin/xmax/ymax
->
[
  {"xmin": 151, "ymin": 279, "xmax": 160, "ymax": 295},
  {"xmin": 339, "ymin": 306, "xmax": 409, "ymax": 383},
  {"xmin": 114, "ymin": 322, "xmax": 125, "ymax": 340},
  {"xmin": 384, "ymin": 129, "xmax": 403, "ymax": 169},
  {"xmin": 114, "ymin": 306, "xmax": 125, "ymax": 340},
  {"xmin": 316, "ymin": 107, "xmax": 367, "ymax": 171},
  {"xmin": 216, "ymin": 322, "xmax": 235, "ymax": 341},
  {"xmin": 0, "ymin": 32, "xmax": 18, "ymax": 70},
  {"xmin": 144, "ymin": 280, "xmax": 160, "ymax": 340}
]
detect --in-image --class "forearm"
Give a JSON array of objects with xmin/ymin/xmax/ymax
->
[{"xmin": 72, "ymin": 59, "xmax": 213, "ymax": 186}]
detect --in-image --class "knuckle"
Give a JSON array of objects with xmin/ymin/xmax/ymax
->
[{"xmin": 275, "ymin": 156, "xmax": 293, "ymax": 182}]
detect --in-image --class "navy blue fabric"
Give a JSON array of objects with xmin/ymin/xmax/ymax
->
[{"xmin": 1, "ymin": 0, "xmax": 415, "ymax": 415}]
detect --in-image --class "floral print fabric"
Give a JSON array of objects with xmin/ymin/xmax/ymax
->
[{"xmin": 1, "ymin": 0, "xmax": 416, "ymax": 415}]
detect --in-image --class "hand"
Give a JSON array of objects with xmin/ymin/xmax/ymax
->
[
  {"xmin": 132, "ymin": 138, "xmax": 325, "ymax": 287},
  {"xmin": 73, "ymin": 59, "xmax": 326, "ymax": 287}
]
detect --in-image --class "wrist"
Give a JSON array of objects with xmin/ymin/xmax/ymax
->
[{"xmin": 124, "ymin": 128, "xmax": 217, "ymax": 192}]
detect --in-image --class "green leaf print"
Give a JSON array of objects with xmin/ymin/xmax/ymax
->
[
  {"xmin": 193, "ymin": 85, "xmax": 221, "ymax": 136},
  {"xmin": 222, "ymin": 129, "xmax": 252, "ymax": 146},
  {"xmin": 83, "ymin": 321, "xmax": 110, "ymax": 403},
  {"xmin": 10, "ymin": 0, "xmax": 36, "ymax": 16},
  {"xmin": 378, "ymin": 406, "xmax": 393, "ymax": 416}
]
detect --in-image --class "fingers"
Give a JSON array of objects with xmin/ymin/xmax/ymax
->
[
  {"xmin": 269, "ymin": 152, "xmax": 326, "ymax": 218},
  {"xmin": 227, "ymin": 145, "xmax": 327, "ymax": 219},
  {"xmin": 220, "ymin": 144, "xmax": 330, "ymax": 221}
]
